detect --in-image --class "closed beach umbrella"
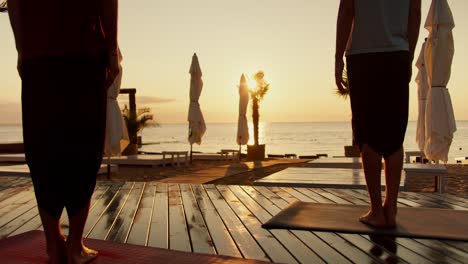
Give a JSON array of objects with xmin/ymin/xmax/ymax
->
[
  {"xmin": 237, "ymin": 74, "xmax": 249, "ymax": 146},
  {"xmin": 188, "ymin": 53, "xmax": 206, "ymax": 159},
  {"xmin": 104, "ymin": 49, "xmax": 129, "ymax": 175},
  {"xmin": 423, "ymin": 0, "xmax": 456, "ymax": 163},
  {"xmin": 415, "ymin": 40, "xmax": 429, "ymax": 152}
]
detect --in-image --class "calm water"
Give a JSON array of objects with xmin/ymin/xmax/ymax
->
[{"xmin": 1, "ymin": 121, "xmax": 468, "ymax": 163}]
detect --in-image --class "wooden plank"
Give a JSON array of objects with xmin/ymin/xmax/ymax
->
[
  {"xmin": 0, "ymin": 187, "xmax": 35, "ymax": 219},
  {"xmin": 419, "ymin": 193, "xmax": 468, "ymax": 209},
  {"xmin": 106, "ymin": 182, "xmax": 145, "ymax": 243},
  {"xmin": 0, "ymin": 177, "xmax": 26, "ymax": 191},
  {"xmin": 442, "ymin": 241, "xmax": 468, "ymax": 255},
  {"xmin": 280, "ymin": 187, "xmax": 316, "ymax": 203},
  {"xmin": 204, "ymin": 185, "xmax": 270, "ymax": 262},
  {"xmin": 0, "ymin": 205, "xmax": 37, "ymax": 238},
  {"xmin": 83, "ymin": 182, "xmax": 125, "ymax": 237},
  {"xmin": 241, "ymin": 186, "xmax": 326, "ymax": 263},
  {"xmin": 0, "ymin": 186, "xmax": 34, "ymax": 209},
  {"xmin": 254, "ymin": 186, "xmax": 352, "ymax": 264},
  {"xmin": 0, "ymin": 183, "xmax": 32, "ymax": 202},
  {"xmin": 168, "ymin": 183, "xmax": 191, "ymax": 252},
  {"xmin": 230, "ymin": 185, "xmax": 323, "ymax": 264},
  {"xmin": 126, "ymin": 183, "xmax": 154, "ymax": 246},
  {"xmin": 313, "ymin": 231, "xmax": 381, "ymax": 263},
  {"xmin": 179, "ymin": 184, "xmax": 216, "ymax": 254},
  {"xmin": 8, "ymin": 207, "xmax": 41, "ymax": 237},
  {"xmin": 324, "ymin": 189, "xmax": 369, "ymax": 205},
  {"xmin": 265, "ymin": 186, "xmax": 299, "ymax": 203},
  {"xmin": 432, "ymin": 193, "xmax": 468, "ymax": 204},
  {"xmin": 59, "ymin": 185, "xmax": 111, "ymax": 235},
  {"xmin": 398, "ymin": 191, "xmax": 463, "ymax": 210},
  {"xmin": 216, "ymin": 185, "xmax": 298, "ymax": 264},
  {"xmin": 179, "ymin": 184, "xmax": 216, "ymax": 255},
  {"xmin": 147, "ymin": 183, "xmax": 168, "ymax": 248},
  {"xmin": 191, "ymin": 184, "xmax": 240, "ymax": 257},
  {"xmin": 414, "ymin": 239, "xmax": 468, "ymax": 263},
  {"xmin": 401, "ymin": 192, "xmax": 467, "ymax": 210},
  {"xmin": 339, "ymin": 233, "xmax": 405, "ymax": 263},
  {"xmin": 86, "ymin": 182, "xmax": 134, "ymax": 240},
  {"xmin": 0, "ymin": 189, "xmax": 36, "ymax": 233},
  {"xmin": 312, "ymin": 188, "xmax": 352, "ymax": 204}
]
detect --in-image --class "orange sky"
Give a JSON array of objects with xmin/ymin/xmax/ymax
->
[{"xmin": 1, "ymin": 0, "xmax": 467, "ymax": 124}]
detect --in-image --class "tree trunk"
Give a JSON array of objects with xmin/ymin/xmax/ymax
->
[{"xmin": 252, "ymin": 98, "xmax": 259, "ymax": 146}]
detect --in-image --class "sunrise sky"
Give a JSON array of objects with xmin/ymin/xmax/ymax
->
[{"xmin": 0, "ymin": 0, "xmax": 467, "ymax": 124}]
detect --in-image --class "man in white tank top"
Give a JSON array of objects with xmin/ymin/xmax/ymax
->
[{"xmin": 335, "ymin": 0, "xmax": 421, "ymax": 228}]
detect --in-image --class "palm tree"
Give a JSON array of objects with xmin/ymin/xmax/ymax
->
[
  {"xmin": 249, "ymin": 70, "xmax": 269, "ymax": 146},
  {"xmin": 122, "ymin": 107, "xmax": 156, "ymax": 145}
]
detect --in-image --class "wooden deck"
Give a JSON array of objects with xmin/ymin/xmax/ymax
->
[{"xmin": 1, "ymin": 176, "xmax": 467, "ymax": 263}]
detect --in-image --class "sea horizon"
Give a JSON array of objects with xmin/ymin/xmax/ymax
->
[{"xmin": 2, "ymin": 121, "xmax": 467, "ymax": 164}]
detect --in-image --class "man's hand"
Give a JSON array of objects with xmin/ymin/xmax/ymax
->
[{"xmin": 335, "ymin": 58, "xmax": 347, "ymax": 94}]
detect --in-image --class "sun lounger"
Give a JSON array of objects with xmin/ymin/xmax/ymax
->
[
  {"xmin": 254, "ymin": 167, "xmax": 405, "ymax": 190},
  {"xmin": 455, "ymin": 156, "xmax": 468, "ymax": 164},
  {"xmin": 192, "ymin": 152, "xmax": 228, "ymax": 161},
  {"xmin": 404, "ymin": 150, "xmax": 426, "ymax": 163},
  {"xmin": 161, "ymin": 151, "xmax": 189, "ymax": 167},
  {"xmin": 0, "ymin": 154, "xmax": 26, "ymax": 163},
  {"xmin": 403, "ymin": 163, "xmax": 447, "ymax": 193},
  {"xmin": 220, "ymin": 149, "xmax": 240, "ymax": 161},
  {"xmin": 304, "ymin": 157, "xmax": 364, "ymax": 169},
  {"xmin": 110, "ymin": 154, "xmax": 166, "ymax": 167}
]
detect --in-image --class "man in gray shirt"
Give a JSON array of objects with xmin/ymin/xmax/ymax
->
[{"xmin": 335, "ymin": 0, "xmax": 421, "ymax": 228}]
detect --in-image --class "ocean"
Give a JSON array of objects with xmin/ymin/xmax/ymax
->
[{"xmin": 1, "ymin": 121, "xmax": 468, "ymax": 163}]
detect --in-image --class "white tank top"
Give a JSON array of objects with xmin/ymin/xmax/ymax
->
[{"xmin": 346, "ymin": 0, "xmax": 410, "ymax": 56}]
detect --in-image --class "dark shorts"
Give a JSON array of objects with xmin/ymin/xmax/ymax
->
[
  {"xmin": 21, "ymin": 56, "xmax": 107, "ymax": 218},
  {"xmin": 346, "ymin": 51, "xmax": 410, "ymax": 158}
]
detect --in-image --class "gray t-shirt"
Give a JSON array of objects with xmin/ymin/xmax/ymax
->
[{"xmin": 346, "ymin": 0, "xmax": 410, "ymax": 55}]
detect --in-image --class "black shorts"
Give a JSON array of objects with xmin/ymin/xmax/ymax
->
[
  {"xmin": 346, "ymin": 51, "xmax": 410, "ymax": 158},
  {"xmin": 21, "ymin": 56, "xmax": 107, "ymax": 218}
]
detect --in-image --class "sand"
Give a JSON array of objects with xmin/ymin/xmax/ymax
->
[{"xmin": 97, "ymin": 158, "xmax": 468, "ymax": 198}]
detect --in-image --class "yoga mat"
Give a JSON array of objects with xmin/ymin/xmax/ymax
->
[
  {"xmin": 262, "ymin": 201, "xmax": 468, "ymax": 241},
  {"xmin": 0, "ymin": 230, "xmax": 270, "ymax": 264}
]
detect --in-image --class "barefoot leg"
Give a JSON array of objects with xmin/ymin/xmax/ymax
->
[
  {"xmin": 383, "ymin": 147, "xmax": 404, "ymax": 227},
  {"xmin": 360, "ymin": 144, "xmax": 386, "ymax": 227},
  {"xmin": 66, "ymin": 200, "xmax": 98, "ymax": 264},
  {"xmin": 38, "ymin": 207, "xmax": 66, "ymax": 264}
]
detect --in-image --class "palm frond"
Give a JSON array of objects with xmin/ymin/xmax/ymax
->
[
  {"xmin": 336, "ymin": 68, "xmax": 349, "ymax": 98},
  {"xmin": 0, "ymin": 1, "xmax": 7, "ymax": 12},
  {"xmin": 122, "ymin": 108, "xmax": 157, "ymax": 134}
]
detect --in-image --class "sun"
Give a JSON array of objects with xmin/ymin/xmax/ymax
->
[{"xmin": 248, "ymin": 79, "xmax": 257, "ymax": 89}]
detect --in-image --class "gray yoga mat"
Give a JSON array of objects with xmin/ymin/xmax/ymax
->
[{"xmin": 262, "ymin": 201, "xmax": 468, "ymax": 241}]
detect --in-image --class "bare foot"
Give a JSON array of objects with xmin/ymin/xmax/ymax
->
[
  {"xmin": 383, "ymin": 204, "xmax": 397, "ymax": 228},
  {"xmin": 66, "ymin": 242, "xmax": 98, "ymax": 264},
  {"xmin": 359, "ymin": 210, "xmax": 387, "ymax": 228},
  {"xmin": 46, "ymin": 236, "xmax": 66, "ymax": 264}
]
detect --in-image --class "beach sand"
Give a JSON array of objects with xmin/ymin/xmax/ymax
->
[{"xmin": 97, "ymin": 158, "xmax": 468, "ymax": 198}]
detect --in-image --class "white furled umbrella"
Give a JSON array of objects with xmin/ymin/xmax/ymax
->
[
  {"xmin": 423, "ymin": 0, "xmax": 456, "ymax": 163},
  {"xmin": 104, "ymin": 49, "xmax": 129, "ymax": 176},
  {"xmin": 188, "ymin": 53, "xmax": 206, "ymax": 161},
  {"xmin": 237, "ymin": 74, "xmax": 249, "ymax": 157},
  {"xmin": 415, "ymin": 40, "xmax": 428, "ymax": 152}
]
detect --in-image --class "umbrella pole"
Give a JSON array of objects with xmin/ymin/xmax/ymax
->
[
  {"xmin": 190, "ymin": 144, "xmax": 193, "ymax": 164},
  {"xmin": 239, "ymin": 144, "xmax": 241, "ymax": 162},
  {"xmin": 107, "ymin": 155, "xmax": 111, "ymax": 180}
]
